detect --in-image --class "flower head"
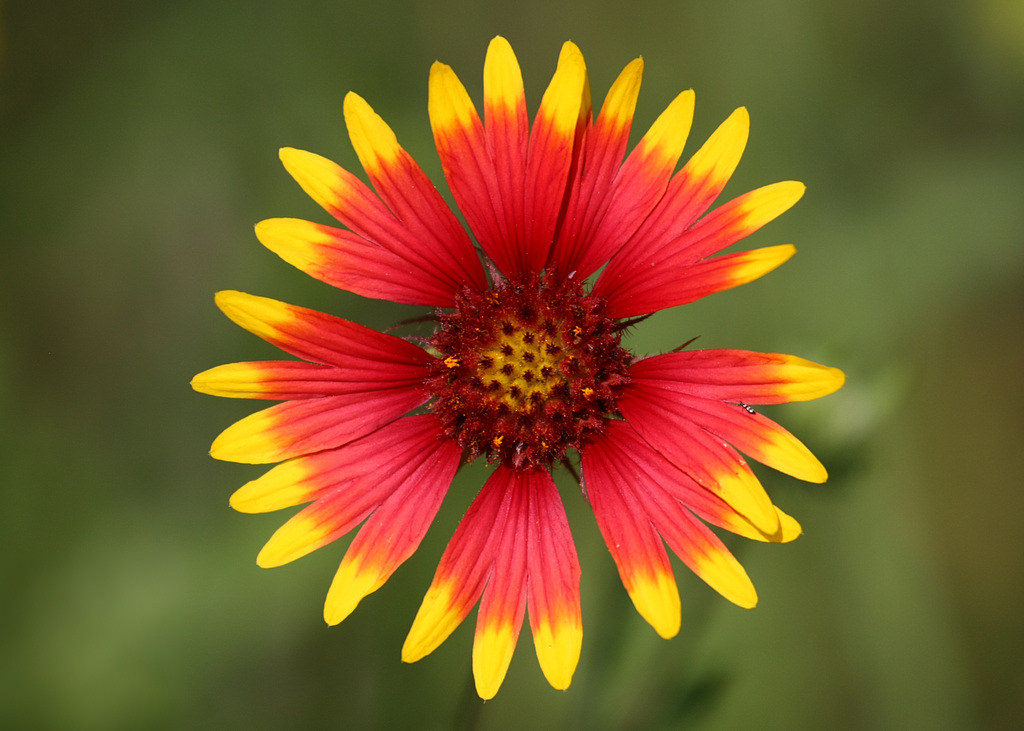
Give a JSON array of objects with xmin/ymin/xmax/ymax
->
[{"xmin": 192, "ymin": 36, "xmax": 844, "ymax": 699}]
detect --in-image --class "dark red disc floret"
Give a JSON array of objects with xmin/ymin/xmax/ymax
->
[{"xmin": 426, "ymin": 274, "xmax": 632, "ymax": 470}]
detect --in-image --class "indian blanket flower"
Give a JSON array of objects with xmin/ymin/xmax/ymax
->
[{"xmin": 192, "ymin": 36, "xmax": 844, "ymax": 699}]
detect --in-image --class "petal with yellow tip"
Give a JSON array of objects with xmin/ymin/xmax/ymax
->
[
  {"xmin": 342, "ymin": 93, "xmax": 484, "ymax": 292},
  {"xmin": 638, "ymin": 482, "xmax": 758, "ymax": 608},
  {"xmin": 525, "ymin": 470, "xmax": 582, "ymax": 691},
  {"xmin": 575, "ymin": 89, "xmax": 696, "ymax": 279},
  {"xmin": 212, "ymin": 290, "xmax": 432, "ymax": 375},
  {"xmin": 322, "ymin": 430, "xmax": 461, "ymax": 625},
  {"xmin": 521, "ymin": 40, "xmax": 589, "ymax": 274},
  {"xmin": 277, "ymin": 147, "xmax": 476, "ymax": 300},
  {"xmin": 671, "ymin": 106, "xmax": 750, "ymax": 221},
  {"xmin": 678, "ymin": 396, "xmax": 829, "ymax": 483},
  {"xmin": 603, "ymin": 244, "xmax": 796, "ymax": 318},
  {"xmin": 472, "ymin": 474, "xmax": 529, "ymax": 699},
  {"xmin": 629, "ymin": 349, "xmax": 847, "ymax": 406},
  {"xmin": 602, "ymin": 107, "xmax": 751, "ymax": 281},
  {"xmin": 255, "ymin": 218, "xmax": 465, "ymax": 307},
  {"xmin": 481, "ymin": 36, "xmax": 529, "ymax": 277},
  {"xmin": 582, "ymin": 436, "xmax": 682, "ymax": 639},
  {"xmin": 618, "ymin": 384, "xmax": 781, "ymax": 535},
  {"xmin": 403, "ymin": 467, "xmax": 516, "ymax": 662},
  {"xmin": 230, "ymin": 414, "xmax": 447, "ymax": 515},
  {"xmin": 209, "ymin": 388, "xmax": 428, "ymax": 464},
  {"xmin": 548, "ymin": 56, "xmax": 642, "ymax": 278},
  {"xmin": 191, "ymin": 360, "xmax": 392, "ymax": 400},
  {"xmin": 427, "ymin": 61, "xmax": 507, "ymax": 275}
]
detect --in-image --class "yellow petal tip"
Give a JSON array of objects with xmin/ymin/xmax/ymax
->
[
  {"xmin": 401, "ymin": 583, "xmax": 463, "ymax": 663},
  {"xmin": 628, "ymin": 571, "xmax": 681, "ymax": 639},
  {"xmin": 532, "ymin": 619, "xmax": 582, "ymax": 691},
  {"xmin": 255, "ymin": 511, "xmax": 329, "ymax": 568},
  {"xmin": 324, "ymin": 558, "xmax": 387, "ymax": 626}
]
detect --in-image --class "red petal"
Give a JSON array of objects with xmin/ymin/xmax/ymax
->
[
  {"xmin": 586, "ymin": 423, "xmax": 757, "ymax": 608},
  {"xmin": 585, "ymin": 420, "xmax": 796, "ymax": 543},
  {"xmin": 672, "ymin": 396, "xmax": 829, "ymax": 483},
  {"xmin": 342, "ymin": 93, "xmax": 484, "ymax": 295},
  {"xmin": 618, "ymin": 378, "xmax": 780, "ymax": 534},
  {"xmin": 473, "ymin": 469, "xmax": 530, "ymax": 698},
  {"xmin": 323, "ymin": 427, "xmax": 462, "ymax": 624},
  {"xmin": 279, "ymin": 148, "xmax": 479, "ymax": 303},
  {"xmin": 596, "ymin": 181, "xmax": 804, "ymax": 311},
  {"xmin": 547, "ymin": 58, "xmax": 641, "ymax": 278},
  {"xmin": 428, "ymin": 61, "xmax": 506, "ymax": 278},
  {"xmin": 572, "ymin": 89, "xmax": 695, "ymax": 279},
  {"xmin": 629, "ymin": 349, "xmax": 846, "ymax": 405},
  {"xmin": 582, "ymin": 434, "xmax": 681, "ymax": 638},
  {"xmin": 402, "ymin": 467, "xmax": 516, "ymax": 663},
  {"xmin": 525, "ymin": 470, "xmax": 582, "ymax": 690},
  {"xmin": 600, "ymin": 244, "xmax": 795, "ymax": 318},
  {"xmin": 210, "ymin": 387, "xmax": 428, "ymax": 464},
  {"xmin": 192, "ymin": 360, "xmax": 419, "ymax": 400},
  {"xmin": 481, "ymin": 37, "xmax": 530, "ymax": 277},
  {"xmin": 255, "ymin": 218, "xmax": 466, "ymax": 306},
  {"xmin": 520, "ymin": 41, "xmax": 589, "ymax": 275},
  {"xmin": 596, "ymin": 107, "xmax": 750, "ymax": 281},
  {"xmin": 251, "ymin": 415, "xmax": 456, "ymax": 567},
  {"xmin": 213, "ymin": 290, "xmax": 432, "ymax": 373}
]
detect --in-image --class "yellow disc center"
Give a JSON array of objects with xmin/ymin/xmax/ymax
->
[{"xmin": 476, "ymin": 321, "xmax": 568, "ymax": 412}]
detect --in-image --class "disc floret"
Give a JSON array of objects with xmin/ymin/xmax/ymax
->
[{"xmin": 427, "ymin": 275, "xmax": 631, "ymax": 469}]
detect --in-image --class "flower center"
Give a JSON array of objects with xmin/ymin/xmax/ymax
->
[{"xmin": 427, "ymin": 275, "xmax": 631, "ymax": 470}]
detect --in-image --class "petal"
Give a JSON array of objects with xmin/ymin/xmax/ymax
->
[
  {"xmin": 672, "ymin": 180, "xmax": 805, "ymax": 262},
  {"xmin": 230, "ymin": 414, "xmax": 446, "ymax": 514},
  {"xmin": 593, "ymin": 107, "xmax": 750, "ymax": 291},
  {"xmin": 651, "ymin": 105, "xmax": 751, "ymax": 239},
  {"xmin": 322, "ymin": 430, "xmax": 462, "ymax": 625},
  {"xmin": 521, "ymin": 40, "xmax": 589, "ymax": 275},
  {"xmin": 618, "ymin": 379, "xmax": 781, "ymax": 534},
  {"xmin": 602, "ymin": 244, "xmax": 796, "ymax": 318},
  {"xmin": 473, "ymin": 471, "xmax": 529, "ymax": 699},
  {"xmin": 709, "ymin": 504, "xmax": 803, "ymax": 544},
  {"xmin": 573, "ymin": 89, "xmax": 696, "ymax": 279},
  {"xmin": 637, "ymin": 478, "xmax": 757, "ymax": 608},
  {"xmin": 629, "ymin": 350, "xmax": 847, "ymax": 405},
  {"xmin": 481, "ymin": 36, "xmax": 530, "ymax": 277},
  {"xmin": 255, "ymin": 485, "xmax": 381, "ymax": 569},
  {"xmin": 402, "ymin": 467, "xmax": 514, "ymax": 663},
  {"xmin": 209, "ymin": 388, "xmax": 428, "ymax": 464},
  {"xmin": 596, "ymin": 181, "xmax": 804, "ymax": 303},
  {"xmin": 680, "ymin": 106, "xmax": 750, "ymax": 198},
  {"xmin": 278, "ymin": 147, "xmax": 473, "ymax": 304},
  {"xmin": 591, "ymin": 420, "xmax": 800, "ymax": 544},
  {"xmin": 589, "ymin": 423, "xmax": 757, "ymax": 607},
  {"xmin": 342, "ymin": 93, "xmax": 485, "ymax": 292},
  {"xmin": 212, "ymin": 290, "xmax": 432, "ymax": 375},
  {"xmin": 676, "ymin": 397, "xmax": 829, "ymax": 483},
  {"xmin": 230, "ymin": 457, "xmax": 316, "ymax": 515},
  {"xmin": 548, "ymin": 56, "xmax": 642, "ymax": 277},
  {"xmin": 255, "ymin": 218, "xmax": 459, "ymax": 306},
  {"xmin": 251, "ymin": 417, "xmax": 455, "ymax": 565},
  {"xmin": 191, "ymin": 360, "xmax": 401, "ymax": 400},
  {"xmin": 428, "ymin": 61, "xmax": 505, "ymax": 274},
  {"xmin": 525, "ymin": 470, "xmax": 582, "ymax": 691},
  {"xmin": 582, "ymin": 438, "xmax": 681, "ymax": 639}
]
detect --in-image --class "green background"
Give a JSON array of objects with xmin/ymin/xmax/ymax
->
[{"xmin": 2, "ymin": 1, "xmax": 1022, "ymax": 728}]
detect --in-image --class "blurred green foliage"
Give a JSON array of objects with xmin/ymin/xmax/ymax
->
[{"xmin": 2, "ymin": 0, "xmax": 1022, "ymax": 728}]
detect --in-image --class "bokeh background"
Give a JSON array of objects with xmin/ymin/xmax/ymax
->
[{"xmin": 2, "ymin": 1, "xmax": 1022, "ymax": 728}]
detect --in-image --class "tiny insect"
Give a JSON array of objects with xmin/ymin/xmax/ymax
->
[{"xmin": 738, "ymin": 402, "xmax": 757, "ymax": 414}]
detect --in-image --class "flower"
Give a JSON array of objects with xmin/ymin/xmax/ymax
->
[{"xmin": 192, "ymin": 36, "xmax": 844, "ymax": 699}]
